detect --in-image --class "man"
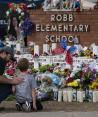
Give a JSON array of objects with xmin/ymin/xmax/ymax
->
[{"xmin": 0, "ymin": 46, "xmax": 23, "ymax": 102}]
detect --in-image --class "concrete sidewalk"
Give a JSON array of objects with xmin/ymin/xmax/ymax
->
[
  {"xmin": 1, "ymin": 101, "xmax": 98, "ymax": 112},
  {"xmin": 0, "ymin": 112, "xmax": 98, "ymax": 117},
  {"xmin": 1, "ymin": 101, "xmax": 98, "ymax": 117}
]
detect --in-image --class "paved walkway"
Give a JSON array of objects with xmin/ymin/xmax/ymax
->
[
  {"xmin": 0, "ymin": 112, "xmax": 98, "ymax": 117},
  {"xmin": 1, "ymin": 101, "xmax": 98, "ymax": 112},
  {"xmin": 0, "ymin": 101, "xmax": 98, "ymax": 117}
]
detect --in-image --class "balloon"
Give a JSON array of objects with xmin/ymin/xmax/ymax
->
[
  {"xmin": 13, "ymin": 3, "xmax": 17, "ymax": 8},
  {"xmin": 17, "ymin": 8, "xmax": 22, "ymax": 13},
  {"xmin": 8, "ymin": 3, "xmax": 13, "ymax": 8},
  {"xmin": 60, "ymin": 38, "xmax": 67, "ymax": 50},
  {"xmin": 6, "ymin": 11, "xmax": 10, "ymax": 16},
  {"xmin": 68, "ymin": 46, "xmax": 77, "ymax": 54},
  {"xmin": 21, "ymin": 12, "xmax": 25, "ymax": 16}
]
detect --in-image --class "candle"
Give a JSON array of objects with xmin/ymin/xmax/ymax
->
[
  {"xmin": 93, "ymin": 91, "xmax": 97, "ymax": 102},
  {"xmin": 63, "ymin": 89, "xmax": 68, "ymax": 102},
  {"xmin": 58, "ymin": 89, "xmax": 62, "ymax": 102},
  {"xmin": 67, "ymin": 89, "xmax": 73, "ymax": 102},
  {"xmin": 77, "ymin": 90, "xmax": 83, "ymax": 103}
]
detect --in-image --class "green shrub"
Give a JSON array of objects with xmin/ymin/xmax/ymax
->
[
  {"xmin": 39, "ymin": 65, "xmax": 47, "ymax": 73},
  {"xmin": 5, "ymin": 95, "xmax": 16, "ymax": 101}
]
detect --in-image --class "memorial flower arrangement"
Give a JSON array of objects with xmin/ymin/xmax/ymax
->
[
  {"xmin": 6, "ymin": 2, "xmax": 35, "ymax": 42},
  {"xmin": 6, "ymin": 3, "xmax": 27, "ymax": 21},
  {"xmin": 65, "ymin": 67, "xmax": 98, "ymax": 90}
]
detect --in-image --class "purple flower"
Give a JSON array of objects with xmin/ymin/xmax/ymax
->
[{"xmin": 93, "ymin": 69, "xmax": 96, "ymax": 74}]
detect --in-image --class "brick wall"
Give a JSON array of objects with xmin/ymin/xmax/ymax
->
[{"xmin": 28, "ymin": 9, "xmax": 98, "ymax": 53}]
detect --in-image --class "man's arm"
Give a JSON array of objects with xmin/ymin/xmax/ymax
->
[
  {"xmin": 32, "ymin": 89, "xmax": 37, "ymax": 111},
  {"xmin": 0, "ymin": 75, "xmax": 23, "ymax": 85}
]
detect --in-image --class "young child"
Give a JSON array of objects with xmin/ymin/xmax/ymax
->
[{"xmin": 14, "ymin": 58, "xmax": 43, "ymax": 112}]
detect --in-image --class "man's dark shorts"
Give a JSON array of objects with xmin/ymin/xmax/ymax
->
[{"xmin": 0, "ymin": 84, "xmax": 12, "ymax": 102}]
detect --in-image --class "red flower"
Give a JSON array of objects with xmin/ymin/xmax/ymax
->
[
  {"xmin": 66, "ymin": 77, "xmax": 73, "ymax": 84},
  {"xmin": 6, "ymin": 69, "xmax": 14, "ymax": 76}
]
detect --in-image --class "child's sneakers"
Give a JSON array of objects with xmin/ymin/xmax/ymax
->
[
  {"xmin": 16, "ymin": 101, "xmax": 31, "ymax": 112},
  {"xmin": 22, "ymin": 101, "xmax": 31, "ymax": 112},
  {"xmin": 16, "ymin": 103, "xmax": 23, "ymax": 111}
]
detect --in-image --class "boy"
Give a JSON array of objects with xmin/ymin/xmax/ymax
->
[{"xmin": 14, "ymin": 58, "xmax": 43, "ymax": 112}]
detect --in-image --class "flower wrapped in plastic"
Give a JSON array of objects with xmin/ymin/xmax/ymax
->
[
  {"xmin": 67, "ymin": 80, "xmax": 79, "ymax": 87},
  {"xmin": 83, "ymin": 48, "xmax": 92, "ymax": 58}
]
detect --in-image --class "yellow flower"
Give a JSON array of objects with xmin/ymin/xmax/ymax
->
[
  {"xmin": 67, "ymin": 81, "xmax": 78, "ymax": 87},
  {"xmin": 89, "ymin": 81, "xmax": 98, "ymax": 89}
]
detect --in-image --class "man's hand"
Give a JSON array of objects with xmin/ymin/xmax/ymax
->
[{"xmin": 11, "ymin": 77, "xmax": 23, "ymax": 85}]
